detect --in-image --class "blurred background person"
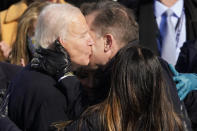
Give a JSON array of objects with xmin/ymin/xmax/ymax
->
[
  {"xmin": 9, "ymin": 1, "xmax": 50, "ymax": 66},
  {"xmin": 175, "ymin": 39, "xmax": 197, "ymax": 73},
  {"xmin": 118, "ymin": 0, "xmax": 197, "ymax": 66},
  {"xmin": 0, "ymin": 2, "xmax": 50, "ymax": 119}
]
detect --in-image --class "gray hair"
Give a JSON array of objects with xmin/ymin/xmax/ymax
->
[{"xmin": 35, "ymin": 3, "xmax": 81, "ymax": 48}]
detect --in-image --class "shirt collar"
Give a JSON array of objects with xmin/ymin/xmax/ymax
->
[{"xmin": 154, "ymin": 0, "xmax": 184, "ymax": 18}]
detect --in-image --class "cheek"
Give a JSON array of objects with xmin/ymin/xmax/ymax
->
[
  {"xmin": 79, "ymin": 54, "xmax": 90, "ymax": 65},
  {"xmin": 66, "ymin": 41, "xmax": 85, "ymax": 57},
  {"xmin": 70, "ymin": 46, "xmax": 90, "ymax": 66},
  {"xmin": 92, "ymin": 43, "xmax": 103, "ymax": 58},
  {"xmin": 90, "ymin": 46, "xmax": 104, "ymax": 65},
  {"xmin": 64, "ymin": 38, "xmax": 91, "ymax": 66},
  {"xmin": 70, "ymin": 54, "xmax": 90, "ymax": 66}
]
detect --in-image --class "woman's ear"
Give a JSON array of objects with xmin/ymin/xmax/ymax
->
[{"xmin": 104, "ymin": 34, "xmax": 113, "ymax": 52}]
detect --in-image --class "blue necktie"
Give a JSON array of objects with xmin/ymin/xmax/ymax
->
[{"xmin": 161, "ymin": 9, "xmax": 177, "ymax": 66}]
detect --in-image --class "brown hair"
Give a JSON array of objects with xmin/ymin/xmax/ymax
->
[
  {"xmin": 81, "ymin": 1, "xmax": 139, "ymax": 46},
  {"xmin": 9, "ymin": 1, "xmax": 50, "ymax": 65}
]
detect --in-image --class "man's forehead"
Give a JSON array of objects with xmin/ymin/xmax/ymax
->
[
  {"xmin": 68, "ymin": 14, "xmax": 88, "ymax": 35},
  {"xmin": 85, "ymin": 11, "xmax": 98, "ymax": 28}
]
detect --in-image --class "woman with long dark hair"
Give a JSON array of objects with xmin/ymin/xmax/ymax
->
[{"xmin": 56, "ymin": 44, "xmax": 184, "ymax": 131}]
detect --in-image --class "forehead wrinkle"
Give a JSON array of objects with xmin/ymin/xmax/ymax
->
[{"xmin": 68, "ymin": 14, "xmax": 88, "ymax": 37}]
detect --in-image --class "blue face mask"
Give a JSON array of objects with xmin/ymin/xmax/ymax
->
[{"xmin": 27, "ymin": 36, "xmax": 36, "ymax": 55}]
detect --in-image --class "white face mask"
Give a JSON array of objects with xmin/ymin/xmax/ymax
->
[{"xmin": 27, "ymin": 35, "xmax": 36, "ymax": 55}]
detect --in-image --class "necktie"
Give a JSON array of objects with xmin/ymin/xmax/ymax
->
[{"xmin": 161, "ymin": 9, "xmax": 177, "ymax": 66}]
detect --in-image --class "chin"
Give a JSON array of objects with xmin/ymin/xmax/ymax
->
[{"xmin": 80, "ymin": 59, "xmax": 90, "ymax": 66}]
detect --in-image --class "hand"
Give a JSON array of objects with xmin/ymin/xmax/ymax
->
[
  {"xmin": 169, "ymin": 64, "xmax": 197, "ymax": 101},
  {"xmin": 31, "ymin": 39, "xmax": 71, "ymax": 79},
  {"xmin": 0, "ymin": 41, "xmax": 11, "ymax": 59}
]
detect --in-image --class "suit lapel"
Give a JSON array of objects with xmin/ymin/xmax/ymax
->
[
  {"xmin": 184, "ymin": 0, "xmax": 197, "ymax": 41},
  {"xmin": 138, "ymin": 1, "xmax": 160, "ymax": 55}
]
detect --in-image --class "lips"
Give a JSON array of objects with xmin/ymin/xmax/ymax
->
[
  {"xmin": 89, "ymin": 54, "xmax": 92, "ymax": 59},
  {"xmin": 88, "ymin": 48, "xmax": 93, "ymax": 58}
]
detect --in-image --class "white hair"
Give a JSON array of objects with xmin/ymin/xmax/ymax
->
[{"xmin": 35, "ymin": 3, "xmax": 81, "ymax": 48}]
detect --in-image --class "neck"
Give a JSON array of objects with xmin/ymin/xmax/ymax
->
[{"xmin": 159, "ymin": 0, "xmax": 178, "ymax": 7}]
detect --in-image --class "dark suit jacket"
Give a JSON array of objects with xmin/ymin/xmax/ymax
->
[
  {"xmin": 176, "ymin": 40, "xmax": 197, "ymax": 73},
  {"xmin": 8, "ymin": 65, "xmax": 85, "ymax": 131},
  {"xmin": 175, "ymin": 39, "xmax": 197, "ymax": 130}
]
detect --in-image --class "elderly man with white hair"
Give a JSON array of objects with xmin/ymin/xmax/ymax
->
[{"xmin": 7, "ymin": 3, "xmax": 94, "ymax": 131}]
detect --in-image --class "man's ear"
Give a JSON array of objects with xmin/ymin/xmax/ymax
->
[
  {"xmin": 58, "ymin": 37, "xmax": 65, "ymax": 45},
  {"xmin": 56, "ymin": 37, "xmax": 68, "ymax": 51},
  {"xmin": 104, "ymin": 34, "xmax": 113, "ymax": 52}
]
